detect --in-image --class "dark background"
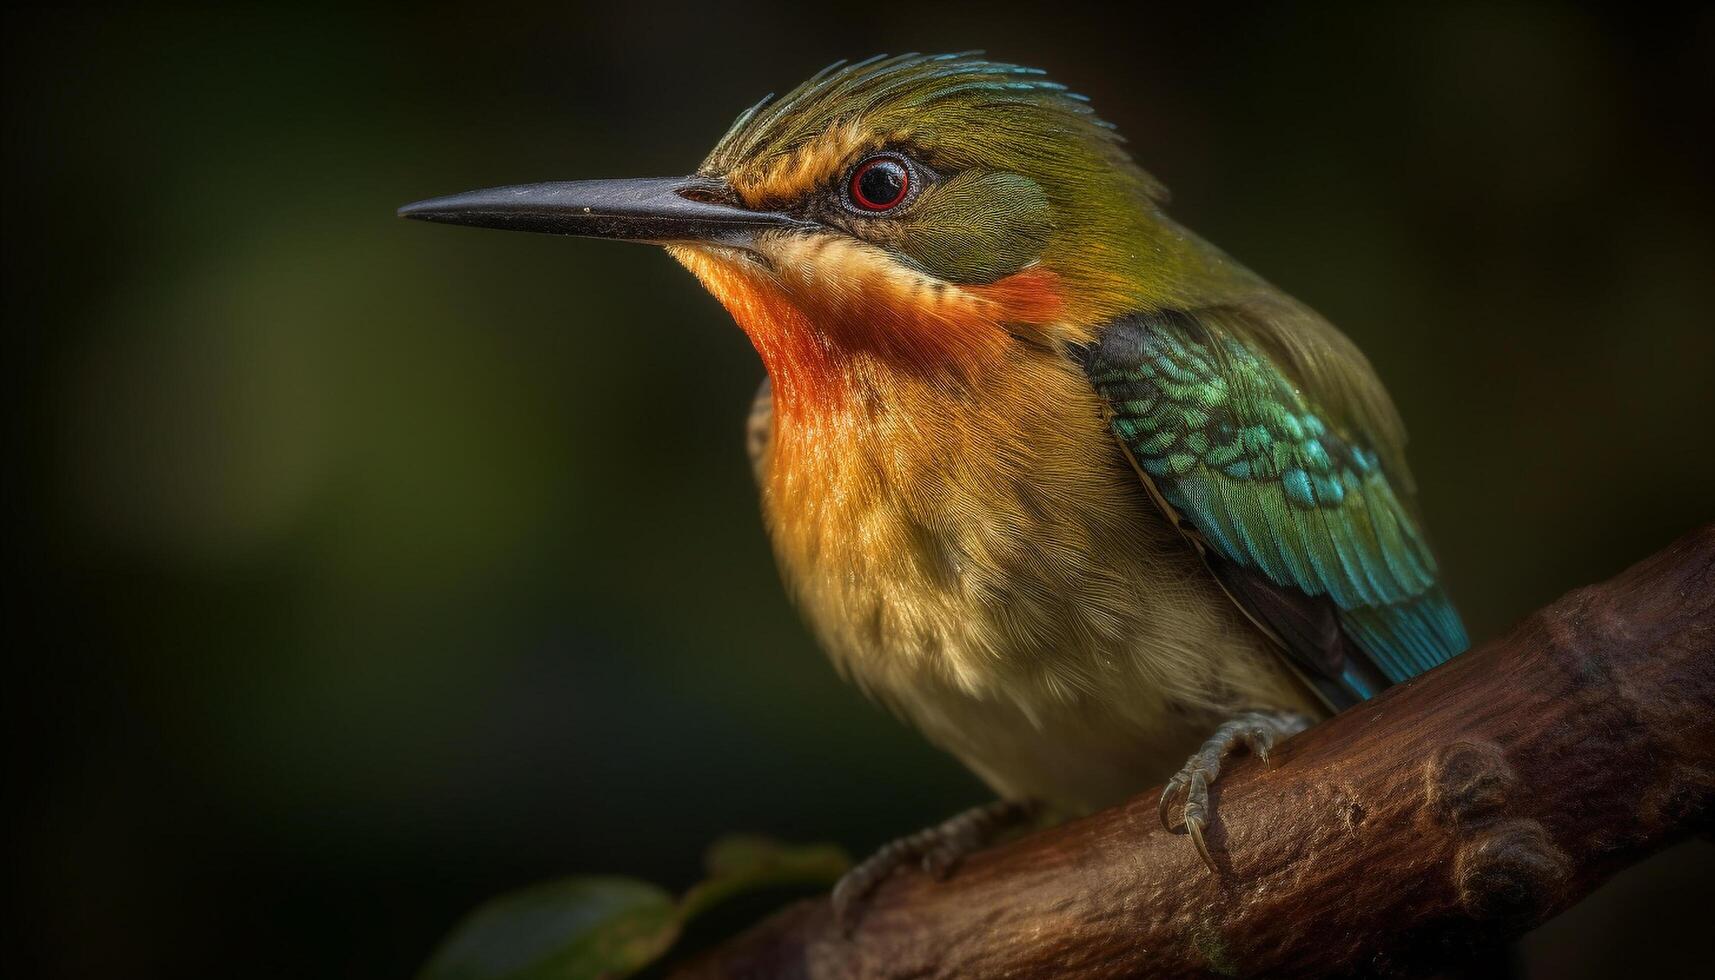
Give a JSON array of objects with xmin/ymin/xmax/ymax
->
[{"xmin": 6, "ymin": 2, "xmax": 1712, "ymax": 977}]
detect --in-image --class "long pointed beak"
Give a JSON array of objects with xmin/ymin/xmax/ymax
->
[{"xmin": 397, "ymin": 176, "xmax": 808, "ymax": 246}]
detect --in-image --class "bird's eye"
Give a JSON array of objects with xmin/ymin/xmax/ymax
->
[{"xmin": 847, "ymin": 154, "xmax": 912, "ymax": 212}]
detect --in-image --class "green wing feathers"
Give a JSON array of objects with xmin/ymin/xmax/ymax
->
[{"xmin": 1081, "ymin": 309, "xmax": 1468, "ymax": 696}]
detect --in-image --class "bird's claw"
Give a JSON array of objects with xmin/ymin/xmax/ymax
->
[
  {"xmin": 1160, "ymin": 766, "xmax": 1217, "ymax": 872},
  {"xmin": 919, "ymin": 843, "xmax": 957, "ymax": 880},
  {"xmin": 1158, "ymin": 771, "xmax": 1189, "ymax": 832},
  {"xmin": 831, "ymin": 799, "xmax": 1037, "ymax": 933},
  {"xmin": 1185, "ymin": 812, "xmax": 1214, "ymax": 873},
  {"xmin": 829, "ymin": 869, "xmax": 868, "ymax": 933},
  {"xmin": 1157, "ymin": 710, "xmax": 1312, "ymax": 874},
  {"xmin": 1244, "ymin": 724, "xmax": 1278, "ymax": 766}
]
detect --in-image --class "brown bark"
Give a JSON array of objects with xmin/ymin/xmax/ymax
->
[{"xmin": 673, "ymin": 524, "xmax": 1715, "ymax": 979}]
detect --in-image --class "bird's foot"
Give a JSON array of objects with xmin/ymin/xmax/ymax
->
[
  {"xmin": 831, "ymin": 798, "xmax": 1038, "ymax": 932},
  {"xmin": 1159, "ymin": 710, "xmax": 1312, "ymax": 873}
]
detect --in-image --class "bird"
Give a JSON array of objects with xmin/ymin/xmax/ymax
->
[{"xmin": 399, "ymin": 52, "xmax": 1469, "ymax": 921}]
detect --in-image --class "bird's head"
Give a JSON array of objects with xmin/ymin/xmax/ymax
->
[{"xmin": 401, "ymin": 54, "xmax": 1182, "ymax": 416}]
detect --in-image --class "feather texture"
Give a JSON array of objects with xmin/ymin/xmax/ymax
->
[
  {"xmin": 655, "ymin": 53, "xmax": 1469, "ymax": 811},
  {"xmin": 1081, "ymin": 310, "xmax": 1468, "ymax": 699},
  {"xmin": 675, "ymin": 238, "xmax": 1321, "ymax": 816}
]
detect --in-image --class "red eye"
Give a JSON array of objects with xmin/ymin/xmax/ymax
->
[{"xmin": 848, "ymin": 155, "xmax": 910, "ymax": 211}]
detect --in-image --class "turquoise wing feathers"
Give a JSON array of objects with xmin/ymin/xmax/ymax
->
[{"xmin": 1081, "ymin": 309, "xmax": 1468, "ymax": 701}]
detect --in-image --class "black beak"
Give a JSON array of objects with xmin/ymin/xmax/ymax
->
[{"xmin": 397, "ymin": 176, "xmax": 806, "ymax": 246}]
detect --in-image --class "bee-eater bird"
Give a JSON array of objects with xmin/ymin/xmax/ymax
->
[{"xmin": 400, "ymin": 53, "xmax": 1468, "ymax": 917}]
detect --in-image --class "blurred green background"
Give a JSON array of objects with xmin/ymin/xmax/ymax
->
[{"xmin": 6, "ymin": 2, "xmax": 1712, "ymax": 977}]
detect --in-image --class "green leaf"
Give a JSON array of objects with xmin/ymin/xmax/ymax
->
[
  {"xmin": 418, "ymin": 837, "xmax": 849, "ymax": 979},
  {"xmin": 418, "ymin": 876, "xmax": 678, "ymax": 980},
  {"xmin": 679, "ymin": 835, "xmax": 850, "ymax": 925}
]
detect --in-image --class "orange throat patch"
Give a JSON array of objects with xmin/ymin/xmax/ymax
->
[{"xmin": 667, "ymin": 235, "xmax": 1064, "ymax": 424}]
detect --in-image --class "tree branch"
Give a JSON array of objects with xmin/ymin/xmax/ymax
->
[{"xmin": 673, "ymin": 524, "xmax": 1715, "ymax": 979}]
